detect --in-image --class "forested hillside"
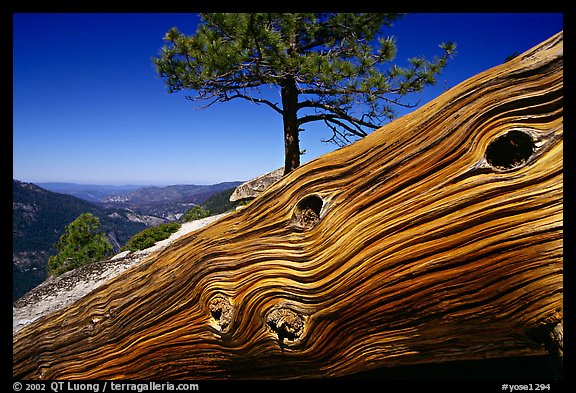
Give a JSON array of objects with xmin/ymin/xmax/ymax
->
[
  {"xmin": 13, "ymin": 180, "xmax": 147, "ymax": 300},
  {"xmin": 200, "ymin": 187, "xmax": 239, "ymax": 215},
  {"xmin": 13, "ymin": 179, "xmax": 245, "ymax": 300}
]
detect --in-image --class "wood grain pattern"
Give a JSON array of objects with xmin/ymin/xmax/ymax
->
[{"xmin": 13, "ymin": 32, "xmax": 563, "ymax": 380}]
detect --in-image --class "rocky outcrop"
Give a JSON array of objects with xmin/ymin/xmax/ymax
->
[
  {"xmin": 13, "ymin": 254, "xmax": 143, "ymax": 335},
  {"xmin": 229, "ymin": 167, "xmax": 284, "ymax": 202}
]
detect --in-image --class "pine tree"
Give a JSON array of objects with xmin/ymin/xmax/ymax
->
[
  {"xmin": 47, "ymin": 213, "xmax": 112, "ymax": 276},
  {"xmin": 153, "ymin": 13, "xmax": 456, "ymax": 174}
]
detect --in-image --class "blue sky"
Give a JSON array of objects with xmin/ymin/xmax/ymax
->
[{"xmin": 12, "ymin": 13, "xmax": 563, "ymax": 185}]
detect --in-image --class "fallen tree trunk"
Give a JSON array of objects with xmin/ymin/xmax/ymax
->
[{"xmin": 13, "ymin": 31, "xmax": 563, "ymax": 380}]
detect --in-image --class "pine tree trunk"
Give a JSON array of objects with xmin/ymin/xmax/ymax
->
[
  {"xmin": 281, "ymin": 77, "xmax": 300, "ymax": 175},
  {"xmin": 13, "ymin": 32, "xmax": 563, "ymax": 380}
]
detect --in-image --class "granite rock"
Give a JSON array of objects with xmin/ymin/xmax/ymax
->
[{"xmin": 229, "ymin": 167, "xmax": 284, "ymax": 202}]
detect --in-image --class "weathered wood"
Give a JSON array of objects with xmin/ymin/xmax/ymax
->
[{"xmin": 13, "ymin": 32, "xmax": 563, "ymax": 380}]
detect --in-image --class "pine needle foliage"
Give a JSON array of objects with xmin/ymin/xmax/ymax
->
[
  {"xmin": 121, "ymin": 222, "xmax": 181, "ymax": 253},
  {"xmin": 47, "ymin": 213, "xmax": 113, "ymax": 276},
  {"xmin": 153, "ymin": 13, "xmax": 456, "ymax": 172}
]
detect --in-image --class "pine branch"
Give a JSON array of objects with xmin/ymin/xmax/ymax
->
[
  {"xmin": 223, "ymin": 92, "xmax": 284, "ymax": 115},
  {"xmin": 299, "ymin": 108, "xmax": 379, "ymax": 130}
]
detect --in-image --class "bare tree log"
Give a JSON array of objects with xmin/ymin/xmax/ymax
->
[{"xmin": 13, "ymin": 31, "xmax": 563, "ymax": 380}]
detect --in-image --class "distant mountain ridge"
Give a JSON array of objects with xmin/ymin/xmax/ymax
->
[
  {"xmin": 37, "ymin": 182, "xmax": 144, "ymax": 202},
  {"xmin": 101, "ymin": 182, "xmax": 242, "ymax": 205},
  {"xmin": 39, "ymin": 181, "xmax": 244, "ymax": 221}
]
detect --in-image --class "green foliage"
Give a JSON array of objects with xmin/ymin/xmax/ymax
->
[
  {"xmin": 201, "ymin": 187, "xmax": 238, "ymax": 214},
  {"xmin": 153, "ymin": 13, "xmax": 456, "ymax": 147},
  {"xmin": 121, "ymin": 222, "xmax": 181, "ymax": 252},
  {"xmin": 47, "ymin": 213, "xmax": 113, "ymax": 276},
  {"xmin": 181, "ymin": 205, "xmax": 211, "ymax": 222}
]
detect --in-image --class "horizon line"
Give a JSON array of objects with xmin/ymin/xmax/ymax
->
[{"xmin": 13, "ymin": 178, "xmax": 247, "ymax": 187}]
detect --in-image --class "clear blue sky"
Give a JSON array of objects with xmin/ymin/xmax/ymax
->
[{"xmin": 12, "ymin": 13, "xmax": 563, "ymax": 185}]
